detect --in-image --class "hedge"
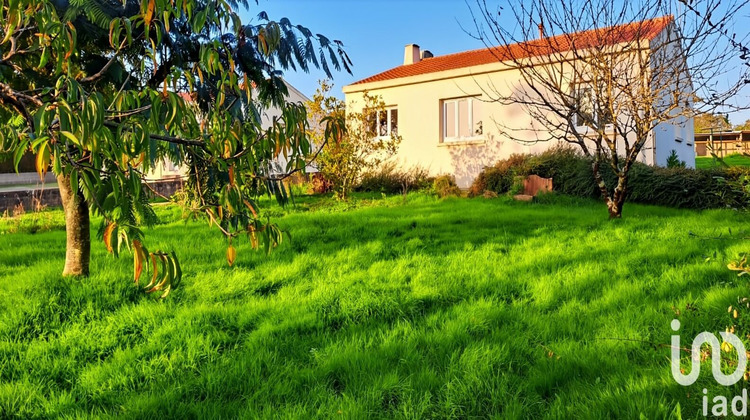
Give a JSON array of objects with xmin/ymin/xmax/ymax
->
[{"xmin": 471, "ymin": 146, "xmax": 750, "ymax": 210}]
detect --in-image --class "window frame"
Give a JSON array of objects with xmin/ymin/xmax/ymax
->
[
  {"xmin": 572, "ymin": 82, "xmax": 614, "ymax": 131},
  {"xmin": 441, "ymin": 96, "xmax": 484, "ymax": 142},
  {"xmin": 371, "ymin": 107, "xmax": 398, "ymax": 138}
]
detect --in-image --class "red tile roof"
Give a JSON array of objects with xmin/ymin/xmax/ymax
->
[{"xmin": 349, "ymin": 16, "xmax": 673, "ymax": 86}]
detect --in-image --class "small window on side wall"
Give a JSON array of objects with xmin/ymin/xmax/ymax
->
[
  {"xmin": 573, "ymin": 83, "xmax": 613, "ymax": 129},
  {"xmin": 370, "ymin": 108, "xmax": 398, "ymax": 137},
  {"xmin": 442, "ymin": 97, "xmax": 483, "ymax": 142}
]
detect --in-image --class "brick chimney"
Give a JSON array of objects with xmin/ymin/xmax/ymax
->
[
  {"xmin": 538, "ymin": 22, "xmax": 545, "ymax": 39},
  {"xmin": 404, "ymin": 44, "xmax": 421, "ymax": 65}
]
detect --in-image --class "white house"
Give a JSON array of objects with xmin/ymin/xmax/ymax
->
[
  {"xmin": 343, "ymin": 16, "xmax": 695, "ymax": 188},
  {"xmin": 259, "ymin": 81, "xmax": 315, "ymax": 174}
]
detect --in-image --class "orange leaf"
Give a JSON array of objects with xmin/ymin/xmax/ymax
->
[
  {"xmin": 133, "ymin": 240, "xmax": 145, "ymax": 283},
  {"xmin": 243, "ymin": 199, "xmax": 258, "ymax": 218},
  {"xmin": 223, "ymin": 139, "xmax": 232, "ymax": 158},
  {"xmin": 103, "ymin": 223, "xmax": 116, "ymax": 253},
  {"xmin": 144, "ymin": 0, "xmax": 155, "ymax": 27},
  {"xmin": 227, "ymin": 245, "xmax": 236, "ymax": 266}
]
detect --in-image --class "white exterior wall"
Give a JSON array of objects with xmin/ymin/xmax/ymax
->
[
  {"xmin": 344, "ymin": 63, "xmax": 571, "ymax": 188},
  {"xmin": 653, "ymin": 115, "xmax": 695, "ymax": 167},
  {"xmin": 649, "ymin": 24, "xmax": 696, "ymax": 168},
  {"xmin": 258, "ymin": 81, "xmax": 316, "ymax": 173}
]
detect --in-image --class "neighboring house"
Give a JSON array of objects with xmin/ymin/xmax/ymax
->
[
  {"xmin": 343, "ymin": 16, "xmax": 695, "ymax": 188},
  {"xmin": 161, "ymin": 79, "xmax": 313, "ymax": 178},
  {"xmin": 0, "ymin": 80, "xmax": 309, "ymax": 194},
  {"xmin": 694, "ymin": 131, "xmax": 750, "ymax": 157},
  {"xmin": 259, "ymin": 81, "xmax": 316, "ymax": 174}
]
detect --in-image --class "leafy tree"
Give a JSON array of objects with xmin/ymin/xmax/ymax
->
[
  {"xmin": 695, "ymin": 112, "xmax": 733, "ymax": 133},
  {"xmin": 735, "ymin": 119, "xmax": 750, "ymax": 131},
  {"xmin": 306, "ymin": 81, "xmax": 400, "ymax": 200},
  {"xmin": 0, "ymin": 0, "xmax": 350, "ymax": 291}
]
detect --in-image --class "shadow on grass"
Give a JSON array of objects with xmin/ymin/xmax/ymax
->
[{"xmin": 0, "ymin": 193, "xmax": 747, "ymax": 418}]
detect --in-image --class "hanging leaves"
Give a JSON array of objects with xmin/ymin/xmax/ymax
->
[{"xmin": 141, "ymin": 251, "xmax": 182, "ymax": 299}]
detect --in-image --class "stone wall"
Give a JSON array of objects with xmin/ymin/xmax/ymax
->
[
  {"xmin": 0, "ymin": 178, "xmax": 185, "ymax": 213},
  {"xmin": 0, "ymin": 187, "xmax": 61, "ymax": 214}
]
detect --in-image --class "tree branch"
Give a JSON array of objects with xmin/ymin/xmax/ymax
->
[
  {"xmin": 102, "ymin": 121, "xmax": 206, "ymax": 147},
  {"xmin": 0, "ymin": 81, "xmax": 42, "ymax": 132}
]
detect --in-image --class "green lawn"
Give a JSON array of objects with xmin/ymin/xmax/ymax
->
[
  {"xmin": 1, "ymin": 193, "xmax": 748, "ymax": 418},
  {"xmin": 696, "ymin": 153, "xmax": 750, "ymax": 169}
]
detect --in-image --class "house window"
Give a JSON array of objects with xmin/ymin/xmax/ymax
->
[
  {"xmin": 369, "ymin": 108, "xmax": 398, "ymax": 137},
  {"xmin": 573, "ymin": 84, "xmax": 612, "ymax": 129},
  {"xmin": 442, "ymin": 97, "xmax": 483, "ymax": 141}
]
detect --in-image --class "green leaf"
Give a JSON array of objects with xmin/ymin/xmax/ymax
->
[
  {"xmin": 12, "ymin": 140, "xmax": 27, "ymax": 173},
  {"xmin": 60, "ymin": 131, "xmax": 80, "ymax": 146}
]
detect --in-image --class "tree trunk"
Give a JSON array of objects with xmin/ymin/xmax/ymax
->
[
  {"xmin": 58, "ymin": 174, "xmax": 90, "ymax": 277},
  {"xmin": 606, "ymin": 196, "xmax": 624, "ymax": 219},
  {"xmin": 592, "ymin": 159, "xmax": 626, "ymax": 219},
  {"xmin": 607, "ymin": 175, "xmax": 628, "ymax": 219}
]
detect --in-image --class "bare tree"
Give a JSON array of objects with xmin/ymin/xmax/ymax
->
[{"xmin": 469, "ymin": 0, "xmax": 750, "ymax": 218}]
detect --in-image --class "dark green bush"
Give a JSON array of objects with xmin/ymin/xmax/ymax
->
[
  {"xmin": 468, "ymin": 166, "xmax": 514, "ymax": 196},
  {"xmin": 468, "ymin": 154, "xmax": 529, "ymax": 196},
  {"xmin": 524, "ymin": 146, "xmax": 600, "ymax": 198},
  {"xmin": 475, "ymin": 145, "xmax": 750, "ymax": 210},
  {"xmin": 357, "ymin": 163, "xmax": 433, "ymax": 194}
]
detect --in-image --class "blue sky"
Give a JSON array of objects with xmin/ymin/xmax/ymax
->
[
  {"xmin": 245, "ymin": 0, "xmax": 750, "ymax": 125},
  {"xmin": 245, "ymin": 0, "xmax": 487, "ymax": 96}
]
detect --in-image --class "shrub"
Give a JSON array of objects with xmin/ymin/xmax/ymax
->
[
  {"xmin": 666, "ymin": 150, "xmax": 686, "ymax": 168},
  {"xmin": 525, "ymin": 146, "xmax": 601, "ymax": 198},
  {"xmin": 482, "ymin": 190, "xmax": 499, "ymax": 199},
  {"xmin": 357, "ymin": 162, "xmax": 433, "ymax": 195},
  {"xmin": 469, "ymin": 166, "xmax": 513, "ymax": 196},
  {"xmin": 485, "ymin": 145, "xmax": 750, "ymax": 210},
  {"xmin": 307, "ymin": 82, "xmax": 401, "ymax": 200},
  {"xmin": 310, "ymin": 173, "xmax": 332, "ymax": 194},
  {"xmin": 433, "ymin": 175, "xmax": 462, "ymax": 198},
  {"xmin": 469, "ymin": 153, "xmax": 531, "ymax": 196}
]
